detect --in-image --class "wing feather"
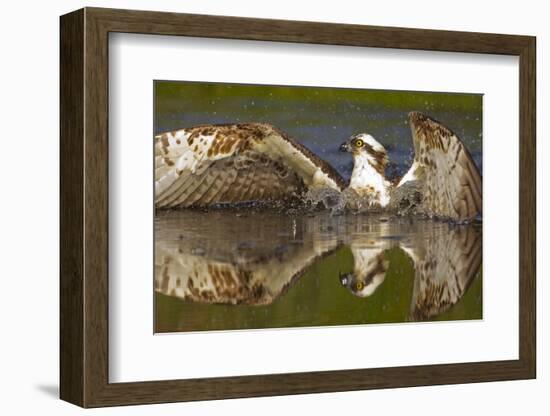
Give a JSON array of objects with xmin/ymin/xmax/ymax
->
[
  {"xmin": 204, "ymin": 169, "xmax": 238, "ymax": 205},
  {"xmin": 154, "ymin": 211, "xmax": 340, "ymax": 305},
  {"xmin": 219, "ymin": 169, "xmax": 253, "ymax": 203},
  {"xmin": 406, "ymin": 224, "xmax": 482, "ymax": 320},
  {"xmin": 400, "ymin": 112, "xmax": 482, "ymax": 221},
  {"xmin": 158, "ymin": 172, "xmax": 198, "ymax": 207},
  {"xmin": 185, "ymin": 169, "xmax": 221, "ymax": 207},
  {"xmin": 199, "ymin": 168, "xmax": 235, "ymax": 205},
  {"xmin": 154, "ymin": 123, "xmax": 345, "ymax": 208}
]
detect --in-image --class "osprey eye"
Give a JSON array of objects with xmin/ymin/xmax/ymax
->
[
  {"xmin": 355, "ymin": 282, "xmax": 364, "ymax": 291},
  {"xmin": 353, "ymin": 139, "xmax": 364, "ymax": 147}
]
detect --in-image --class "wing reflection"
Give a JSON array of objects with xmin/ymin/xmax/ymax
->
[
  {"xmin": 338, "ymin": 220, "xmax": 482, "ymax": 321},
  {"xmin": 405, "ymin": 224, "xmax": 482, "ymax": 320},
  {"xmin": 155, "ymin": 211, "xmax": 481, "ymax": 321},
  {"xmin": 155, "ymin": 210, "xmax": 341, "ymax": 305}
]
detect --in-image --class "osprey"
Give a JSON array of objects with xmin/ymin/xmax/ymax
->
[
  {"xmin": 338, "ymin": 220, "xmax": 482, "ymax": 320},
  {"xmin": 155, "ymin": 211, "xmax": 481, "ymax": 320},
  {"xmin": 155, "ymin": 111, "xmax": 482, "ymax": 221},
  {"xmin": 154, "ymin": 210, "xmax": 342, "ymax": 306},
  {"xmin": 155, "ymin": 239, "xmax": 340, "ymax": 306}
]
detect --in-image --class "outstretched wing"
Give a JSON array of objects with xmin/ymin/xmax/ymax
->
[
  {"xmin": 155, "ymin": 123, "xmax": 345, "ymax": 208},
  {"xmin": 155, "ymin": 241, "xmax": 340, "ymax": 306},
  {"xmin": 398, "ymin": 112, "xmax": 482, "ymax": 221},
  {"xmin": 154, "ymin": 210, "xmax": 341, "ymax": 305},
  {"xmin": 403, "ymin": 223, "xmax": 482, "ymax": 321}
]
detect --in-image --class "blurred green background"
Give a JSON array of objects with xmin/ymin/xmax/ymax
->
[{"xmin": 154, "ymin": 81, "xmax": 482, "ymax": 181}]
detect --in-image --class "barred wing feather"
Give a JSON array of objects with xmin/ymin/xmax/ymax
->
[
  {"xmin": 155, "ymin": 123, "xmax": 345, "ymax": 208},
  {"xmin": 400, "ymin": 112, "xmax": 482, "ymax": 221},
  {"xmin": 405, "ymin": 224, "xmax": 482, "ymax": 320}
]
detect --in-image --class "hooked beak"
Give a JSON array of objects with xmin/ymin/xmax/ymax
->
[
  {"xmin": 339, "ymin": 271, "xmax": 351, "ymax": 285},
  {"xmin": 340, "ymin": 142, "xmax": 351, "ymax": 152}
]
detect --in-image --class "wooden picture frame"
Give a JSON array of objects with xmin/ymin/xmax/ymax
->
[{"xmin": 60, "ymin": 7, "xmax": 536, "ymax": 408}]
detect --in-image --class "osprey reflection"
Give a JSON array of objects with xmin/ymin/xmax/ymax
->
[
  {"xmin": 155, "ymin": 210, "xmax": 481, "ymax": 326},
  {"xmin": 337, "ymin": 220, "xmax": 481, "ymax": 321}
]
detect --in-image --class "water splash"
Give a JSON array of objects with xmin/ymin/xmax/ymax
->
[
  {"xmin": 305, "ymin": 187, "xmax": 397, "ymax": 216},
  {"xmin": 165, "ymin": 185, "xmax": 475, "ymax": 224}
]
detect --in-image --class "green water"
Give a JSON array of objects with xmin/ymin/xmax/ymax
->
[
  {"xmin": 153, "ymin": 81, "xmax": 483, "ymax": 333},
  {"xmin": 154, "ymin": 210, "xmax": 482, "ymax": 333}
]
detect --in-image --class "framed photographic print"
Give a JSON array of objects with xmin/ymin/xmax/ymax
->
[{"xmin": 60, "ymin": 7, "xmax": 536, "ymax": 407}]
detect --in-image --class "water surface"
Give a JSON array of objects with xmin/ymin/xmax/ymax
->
[{"xmin": 155, "ymin": 210, "xmax": 482, "ymax": 332}]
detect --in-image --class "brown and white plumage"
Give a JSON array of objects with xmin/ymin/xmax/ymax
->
[
  {"xmin": 156, "ymin": 113, "xmax": 482, "ymax": 221},
  {"xmin": 155, "ymin": 123, "xmax": 345, "ymax": 208},
  {"xmin": 155, "ymin": 241, "xmax": 340, "ymax": 306},
  {"xmin": 154, "ymin": 211, "xmax": 340, "ymax": 305},
  {"xmin": 406, "ymin": 223, "xmax": 482, "ymax": 321},
  {"xmin": 341, "ymin": 111, "xmax": 482, "ymax": 221},
  {"xmin": 338, "ymin": 247, "xmax": 389, "ymax": 297},
  {"xmin": 339, "ymin": 220, "xmax": 481, "ymax": 320},
  {"xmin": 155, "ymin": 211, "xmax": 481, "ymax": 319},
  {"xmin": 400, "ymin": 111, "xmax": 482, "ymax": 220}
]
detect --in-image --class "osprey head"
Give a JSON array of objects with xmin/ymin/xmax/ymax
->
[
  {"xmin": 338, "ymin": 251, "xmax": 390, "ymax": 298},
  {"xmin": 340, "ymin": 133, "xmax": 388, "ymax": 173}
]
